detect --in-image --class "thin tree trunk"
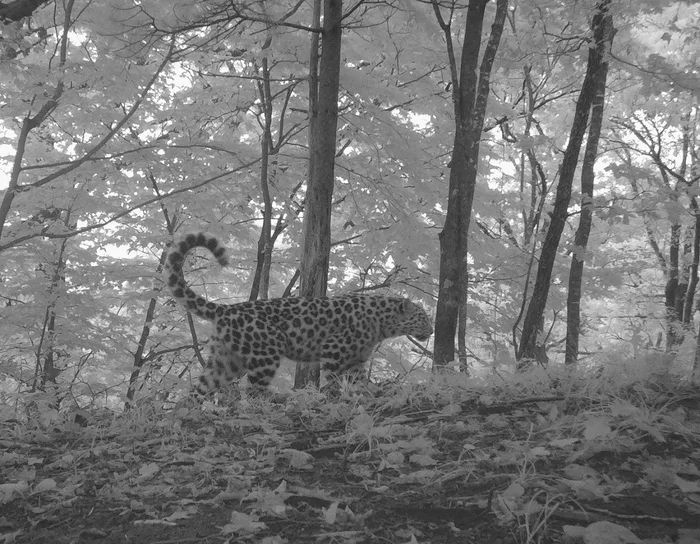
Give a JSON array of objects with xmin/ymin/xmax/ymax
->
[
  {"xmin": 250, "ymin": 52, "xmax": 274, "ymax": 301},
  {"xmin": 294, "ymin": 0, "xmax": 341, "ymax": 389},
  {"xmin": 125, "ymin": 184, "xmax": 184, "ymax": 409},
  {"xmin": 126, "ymin": 246, "xmax": 170, "ymax": 407},
  {"xmin": 565, "ymin": 10, "xmax": 614, "ymax": 365},
  {"xmin": 693, "ymin": 317, "xmax": 700, "ymax": 384},
  {"xmin": 432, "ymin": 0, "xmax": 508, "ymax": 367},
  {"xmin": 666, "ymin": 217, "xmax": 683, "ymax": 350},
  {"xmin": 684, "ymin": 198, "xmax": 700, "ymax": 325},
  {"xmin": 33, "ymin": 217, "xmax": 72, "ymax": 410},
  {"xmin": 512, "ymin": 71, "xmax": 549, "ymax": 358},
  {"xmin": 35, "ymin": 250, "xmax": 64, "ymax": 392},
  {"xmin": 668, "ymin": 121, "xmax": 694, "ymax": 349},
  {"xmin": 518, "ymin": 0, "xmax": 612, "ymax": 365}
]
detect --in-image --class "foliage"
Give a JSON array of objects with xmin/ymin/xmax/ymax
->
[{"xmin": 1, "ymin": 0, "xmax": 700, "ymax": 410}]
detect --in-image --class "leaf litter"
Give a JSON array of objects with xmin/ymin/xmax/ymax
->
[{"xmin": 2, "ymin": 373, "xmax": 700, "ymax": 544}]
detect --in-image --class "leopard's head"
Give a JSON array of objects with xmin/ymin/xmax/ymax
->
[{"xmin": 399, "ymin": 299, "xmax": 433, "ymax": 341}]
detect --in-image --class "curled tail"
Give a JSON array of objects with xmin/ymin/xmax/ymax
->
[{"xmin": 165, "ymin": 232, "xmax": 229, "ymax": 321}]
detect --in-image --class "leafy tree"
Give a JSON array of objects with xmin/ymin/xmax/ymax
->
[
  {"xmin": 517, "ymin": 0, "xmax": 614, "ymax": 365},
  {"xmin": 431, "ymin": 0, "xmax": 508, "ymax": 369},
  {"xmin": 610, "ymin": 109, "xmax": 700, "ymax": 351}
]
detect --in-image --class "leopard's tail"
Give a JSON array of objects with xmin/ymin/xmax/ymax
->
[{"xmin": 164, "ymin": 232, "xmax": 229, "ymax": 322}]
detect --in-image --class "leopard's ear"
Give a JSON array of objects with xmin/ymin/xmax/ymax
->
[{"xmin": 399, "ymin": 299, "xmax": 412, "ymax": 313}]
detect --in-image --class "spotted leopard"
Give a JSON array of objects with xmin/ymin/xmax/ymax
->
[{"xmin": 165, "ymin": 232, "xmax": 433, "ymax": 393}]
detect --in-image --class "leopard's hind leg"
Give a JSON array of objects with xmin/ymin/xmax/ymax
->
[
  {"xmin": 239, "ymin": 321, "xmax": 288, "ymax": 390},
  {"xmin": 195, "ymin": 335, "xmax": 247, "ymax": 396}
]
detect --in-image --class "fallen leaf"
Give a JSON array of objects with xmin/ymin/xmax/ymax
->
[
  {"xmin": 323, "ymin": 501, "xmax": 339, "ymax": 524},
  {"xmin": 409, "ymin": 454, "xmax": 437, "ymax": 467},
  {"xmin": 163, "ymin": 507, "xmax": 197, "ymax": 521},
  {"xmin": 33, "ymin": 479, "xmax": 56, "ymax": 493},
  {"xmin": 580, "ymin": 520, "xmax": 641, "ymax": 544},
  {"xmin": 386, "ymin": 451, "xmax": 405, "ymax": 465},
  {"xmin": 222, "ymin": 511, "xmax": 267, "ymax": 535},
  {"xmin": 501, "ymin": 482, "xmax": 525, "ymax": 499},
  {"xmin": 397, "ymin": 469, "xmax": 438, "ymax": 484},
  {"xmin": 674, "ymin": 475, "xmax": 700, "ymax": 493},
  {"xmin": 0, "ymin": 481, "xmax": 29, "ymax": 504},
  {"xmin": 440, "ymin": 403, "xmax": 461, "ymax": 416},
  {"xmin": 283, "ymin": 449, "xmax": 314, "ymax": 469},
  {"xmin": 138, "ymin": 463, "xmax": 160, "ymax": 479},
  {"xmin": 583, "ymin": 418, "xmax": 611, "ymax": 440}
]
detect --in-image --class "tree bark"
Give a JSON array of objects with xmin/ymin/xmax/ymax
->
[
  {"xmin": 517, "ymin": 0, "xmax": 612, "ymax": 365},
  {"xmin": 665, "ymin": 218, "xmax": 683, "ymax": 349},
  {"xmin": 693, "ymin": 303, "xmax": 700, "ymax": 384},
  {"xmin": 250, "ymin": 51, "xmax": 275, "ymax": 302},
  {"xmin": 432, "ymin": 0, "xmax": 508, "ymax": 367},
  {"xmin": 684, "ymin": 198, "xmax": 700, "ymax": 325},
  {"xmin": 666, "ymin": 120, "xmax": 695, "ymax": 351},
  {"xmin": 294, "ymin": 0, "xmax": 342, "ymax": 389},
  {"xmin": 564, "ymin": 8, "xmax": 614, "ymax": 365},
  {"xmin": 33, "ymin": 213, "xmax": 73, "ymax": 411}
]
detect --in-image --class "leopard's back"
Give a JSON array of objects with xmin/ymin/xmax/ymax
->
[{"xmin": 262, "ymin": 295, "xmax": 384, "ymax": 361}]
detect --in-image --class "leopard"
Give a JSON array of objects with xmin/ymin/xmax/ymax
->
[{"xmin": 165, "ymin": 232, "xmax": 433, "ymax": 394}]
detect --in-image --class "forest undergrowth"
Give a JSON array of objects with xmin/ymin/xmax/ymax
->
[{"xmin": 2, "ymin": 360, "xmax": 700, "ymax": 544}]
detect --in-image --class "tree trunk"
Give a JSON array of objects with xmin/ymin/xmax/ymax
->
[
  {"xmin": 294, "ymin": 0, "xmax": 342, "ymax": 389},
  {"xmin": 126, "ymin": 193, "xmax": 185, "ymax": 409},
  {"xmin": 693, "ymin": 317, "xmax": 700, "ymax": 385},
  {"xmin": 684, "ymin": 198, "xmax": 700, "ymax": 325},
  {"xmin": 511, "ymin": 71, "xmax": 549, "ymax": 359},
  {"xmin": 250, "ymin": 53, "xmax": 274, "ymax": 302},
  {"xmin": 33, "ymin": 219, "xmax": 72, "ymax": 410},
  {"xmin": 432, "ymin": 0, "xmax": 508, "ymax": 367},
  {"xmin": 666, "ymin": 120, "xmax": 695, "ymax": 351},
  {"xmin": 126, "ymin": 245, "xmax": 170, "ymax": 408},
  {"xmin": 665, "ymin": 221, "xmax": 683, "ymax": 350},
  {"xmin": 564, "ymin": 9, "xmax": 614, "ymax": 365},
  {"xmin": 517, "ymin": 0, "xmax": 612, "ymax": 366}
]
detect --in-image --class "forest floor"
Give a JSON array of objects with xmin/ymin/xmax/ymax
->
[{"xmin": 2, "ymin": 368, "xmax": 700, "ymax": 544}]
